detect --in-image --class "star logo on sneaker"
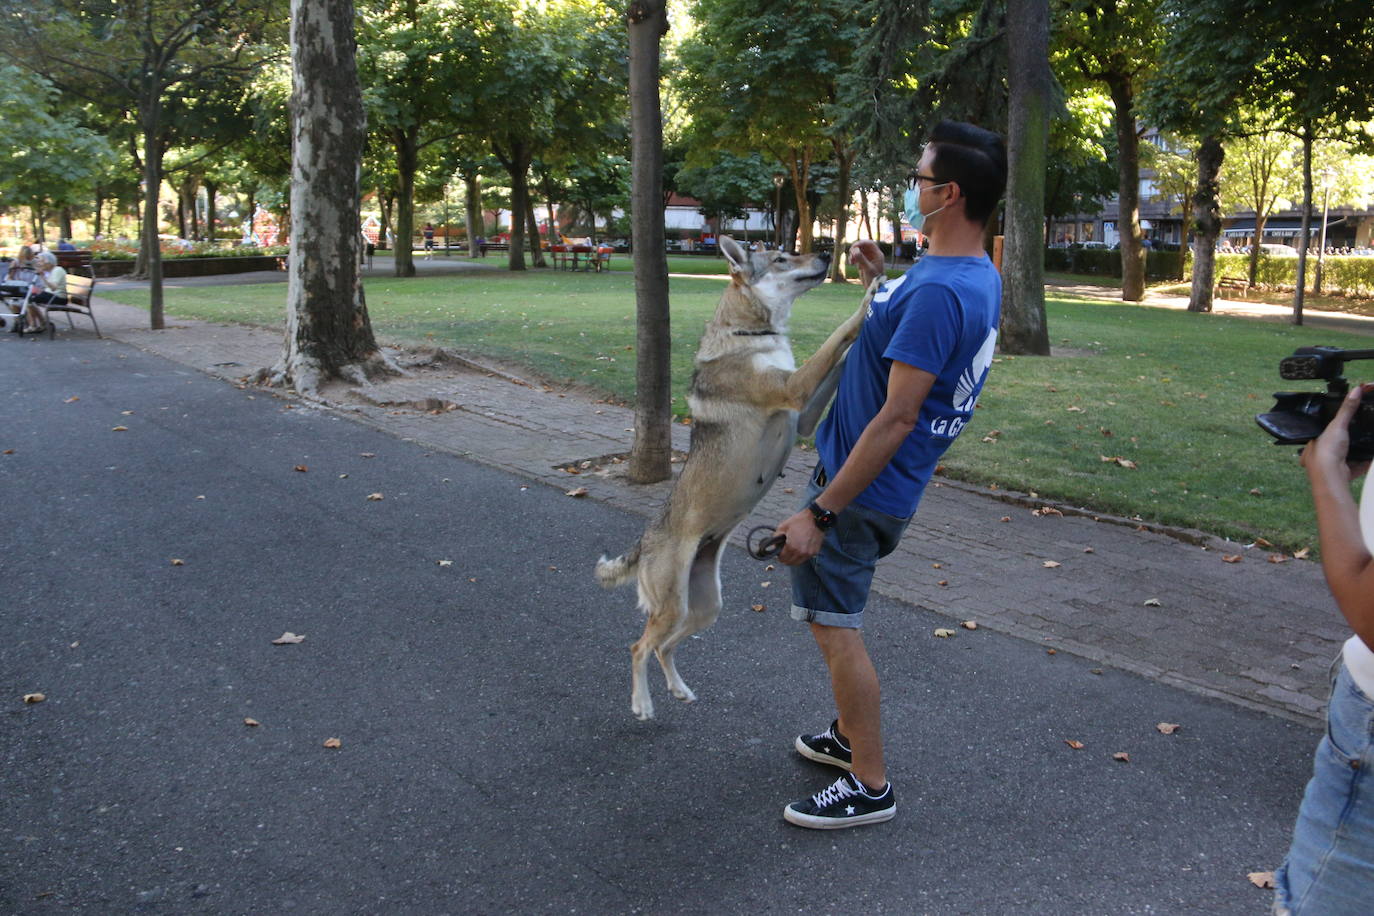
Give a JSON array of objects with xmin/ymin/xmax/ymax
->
[{"xmin": 846, "ymin": 805, "xmax": 856, "ymax": 815}]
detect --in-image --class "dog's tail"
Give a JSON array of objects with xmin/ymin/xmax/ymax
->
[{"xmin": 595, "ymin": 540, "xmax": 642, "ymax": 589}]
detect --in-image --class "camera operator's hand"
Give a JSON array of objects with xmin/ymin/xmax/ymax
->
[{"xmin": 1302, "ymin": 382, "xmax": 1373, "ymax": 484}]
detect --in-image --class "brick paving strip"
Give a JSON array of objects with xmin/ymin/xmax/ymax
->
[{"xmin": 75, "ymin": 280, "xmax": 1363, "ymax": 727}]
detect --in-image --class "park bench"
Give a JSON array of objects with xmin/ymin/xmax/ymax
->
[
  {"xmin": 55, "ymin": 249, "xmax": 94, "ymax": 278},
  {"xmin": 478, "ymin": 242, "xmax": 510, "ymax": 257},
  {"xmin": 1216, "ymin": 275, "xmax": 1248, "ymax": 294},
  {"xmin": 40, "ymin": 274, "xmax": 101, "ymax": 339}
]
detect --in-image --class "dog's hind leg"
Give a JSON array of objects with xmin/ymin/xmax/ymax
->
[
  {"xmin": 630, "ymin": 542, "xmax": 694, "ymax": 720},
  {"xmin": 656, "ymin": 535, "xmax": 727, "ymax": 703}
]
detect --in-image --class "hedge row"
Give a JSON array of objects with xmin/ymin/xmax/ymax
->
[
  {"xmin": 1043, "ymin": 246, "xmax": 1187, "ymax": 281},
  {"xmin": 1213, "ymin": 252, "xmax": 1374, "ymax": 298}
]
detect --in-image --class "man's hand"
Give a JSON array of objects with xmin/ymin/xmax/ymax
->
[
  {"xmin": 775, "ymin": 508, "xmax": 824, "ymax": 566},
  {"xmin": 1302, "ymin": 382, "xmax": 1372, "ymax": 484},
  {"xmin": 849, "ymin": 240, "xmax": 885, "ymax": 288}
]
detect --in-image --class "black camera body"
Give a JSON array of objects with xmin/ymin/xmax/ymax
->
[{"xmin": 1256, "ymin": 346, "xmax": 1374, "ymax": 461}]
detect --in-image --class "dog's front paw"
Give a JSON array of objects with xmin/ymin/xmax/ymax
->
[
  {"xmin": 670, "ymin": 683, "xmax": 697, "ymax": 703},
  {"xmin": 632, "ymin": 695, "xmax": 655, "ymax": 720}
]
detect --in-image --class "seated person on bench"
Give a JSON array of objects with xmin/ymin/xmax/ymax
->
[
  {"xmin": 24, "ymin": 250, "xmax": 67, "ymax": 333},
  {"xmin": 3, "ymin": 245, "xmax": 37, "ymax": 304}
]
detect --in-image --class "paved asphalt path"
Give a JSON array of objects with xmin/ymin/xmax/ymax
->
[{"xmin": 3, "ymin": 336, "xmax": 1319, "ymax": 914}]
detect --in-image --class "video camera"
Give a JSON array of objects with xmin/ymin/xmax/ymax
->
[{"xmin": 1256, "ymin": 346, "xmax": 1374, "ymax": 461}]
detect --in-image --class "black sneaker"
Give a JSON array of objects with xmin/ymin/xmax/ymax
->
[
  {"xmin": 795, "ymin": 719, "xmax": 852, "ymax": 770},
  {"xmin": 783, "ymin": 772, "xmax": 896, "ymax": 829}
]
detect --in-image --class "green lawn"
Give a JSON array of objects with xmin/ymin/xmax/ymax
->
[{"xmin": 104, "ymin": 268, "xmax": 1372, "ymax": 549}]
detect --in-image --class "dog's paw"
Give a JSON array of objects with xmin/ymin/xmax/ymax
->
[
  {"xmin": 670, "ymin": 684, "xmax": 697, "ymax": 703},
  {"xmin": 632, "ymin": 697, "xmax": 655, "ymax": 720}
]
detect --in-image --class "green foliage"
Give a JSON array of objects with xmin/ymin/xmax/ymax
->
[
  {"xmin": 1044, "ymin": 247, "xmax": 1186, "ymax": 281},
  {"xmin": 1214, "ymin": 252, "xmax": 1374, "ymax": 298}
]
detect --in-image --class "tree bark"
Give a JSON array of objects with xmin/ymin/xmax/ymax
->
[
  {"xmin": 1106, "ymin": 74, "xmax": 1145, "ymax": 302},
  {"xmin": 140, "ymin": 101, "xmax": 166, "ymax": 329},
  {"xmin": 393, "ymin": 129, "xmax": 418, "ymax": 277},
  {"xmin": 1187, "ymin": 134, "xmax": 1224, "ymax": 313},
  {"xmin": 1000, "ymin": 0, "xmax": 1052, "ymax": 355},
  {"xmin": 1292, "ymin": 125, "xmax": 1313, "ymax": 326},
  {"xmin": 464, "ymin": 172, "xmax": 482, "ymax": 257},
  {"xmin": 827, "ymin": 146, "xmax": 854, "ymax": 282},
  {"xmin": 524, "ymin": 200, "xmax": 547, "ymax": 267},
  {"xmin": 627, "ymin": 0, "xmax": 672, "ymax": 484},
  {"xmin": 495, "ymin": 139, "xmax": 530, "ymax": 271},
  {"xmin": 205, "ymin": 181, "xmax": 218, "ymax": 243},
  {"xmin": 265, "ymin": 0, "xmax": 395, "ymax": 393}
]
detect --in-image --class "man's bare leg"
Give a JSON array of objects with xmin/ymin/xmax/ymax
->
[{"xmin": 810, "ymin": 622, "xmax": 885, "ymax": 790}]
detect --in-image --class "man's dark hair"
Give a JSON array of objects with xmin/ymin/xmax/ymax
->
[{"xmin": 927, "ymin": 120, "xmax": 1008, "ymax": 226}]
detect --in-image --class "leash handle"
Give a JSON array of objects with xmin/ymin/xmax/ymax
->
[{"xmin": 746, "ymin": 525, "xmax": 786, "ymax": 560}]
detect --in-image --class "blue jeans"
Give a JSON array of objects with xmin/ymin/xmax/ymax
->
[
  {"xmin": 1274, "ymin": 659, "xmax": 1374, "ymax": 915},
  {"xmin": 789, "ymin": 468, "xmax": 912, "ymax": 630}
]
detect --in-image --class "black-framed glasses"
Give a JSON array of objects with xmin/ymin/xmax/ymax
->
[{"xmin": 906, "ymin": 172, "xmax": 945, "ymax": 190}]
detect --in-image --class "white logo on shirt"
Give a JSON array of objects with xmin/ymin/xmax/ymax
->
[{"xmin": 954, "ymin": 328, "xmax": 998, "ymax": 412}]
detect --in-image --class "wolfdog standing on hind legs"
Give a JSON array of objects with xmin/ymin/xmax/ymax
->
[{"xmin": 596, "ymin": 235, "xmax": 878, "ymax": 720}]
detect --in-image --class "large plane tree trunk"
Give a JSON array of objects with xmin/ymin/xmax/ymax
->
[
  {"xmin": 1000, "ymin": 0, "xmax": 1051, "ymax": 355},
  {"xmin": 1188, "ymin": 135, "xmax": 1224, "ymax": 313},
  {"xmin": 1107, "ymin": 74, "xmax": 1146, "ymax": 302},
  {"xmin": 263, "ymin": 0, "xmax": 396, "ymax": 394}
]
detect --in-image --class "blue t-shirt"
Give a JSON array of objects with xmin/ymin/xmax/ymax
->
[{"xmin": 817, "ymin": 254, "xmax": 1001, "ymax": 518}]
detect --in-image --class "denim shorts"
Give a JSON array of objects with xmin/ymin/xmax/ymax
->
[
  {"xmin": 789, "ymin": 466, "xmax": 912, "ymax": 630},
  {"xmin": 1273, "ymin": 657, "xmax": 1374, "ymax": 915}
]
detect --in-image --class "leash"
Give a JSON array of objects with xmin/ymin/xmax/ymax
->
[{"xmin": 746, "ymin": 525, "xmax": 786, "ymax": 560}]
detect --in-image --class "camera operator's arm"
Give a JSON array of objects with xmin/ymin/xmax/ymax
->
[{"xmin": 1302, "ymin": 382, "xmax": 1374, "ymax": 651}]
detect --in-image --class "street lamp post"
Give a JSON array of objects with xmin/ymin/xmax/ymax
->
[
  {"xmin": 1315, "ymin": 168, "xmax": 1334, "ymax": 297},
  {"xmin": 772, "ymin": 173, "xmax": 784, "ymax": 250}
]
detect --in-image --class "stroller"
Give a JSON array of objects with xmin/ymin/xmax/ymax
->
[{"xmin": 0, "ymin": 261, "xmax": 42, "ymax": 334}]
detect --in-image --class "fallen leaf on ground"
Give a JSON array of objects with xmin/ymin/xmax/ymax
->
[
  {"xmin": 1254, "ymin": 537, "xmax": 1274, "ymax": 548},
  {"xmin": 360, "ymin": 453, "xmax": 376, "ymax": 458},
  {"xmin": 960, "ymin": 620, "xmax": 978, "ymax": 630},
  {"xmin": 1000, "ymin": 516, "xmax": 1012, "ymax": 523},
  {"xmin": 1247, "ymin": 872, "xmax": 1275, "ymax": 890},
  {"xmin": 64, "ymin": 396, "xmax": 79, "ymax": 403},
  {"xmin": 1043, "ymin": 560, "xmax": 1062, "ymax": 569},
  {"xmin": 1222, "ymin": 554, "xmax": 1243, "ymax": 564},
  {"xmin": 1249, "ymin": 488, "xmax": 1263, "ymax": 496},
  {"xmin": 244, "ymin": 718, "xmax": 260, "ymax": 727},
  {"xmin": 565, "ymin": 487, "xmax": 589, "ymax": 497},
  {"xmin": 1294, "ymin": 547, "xmax": 1311, "ymax": 559},
  {"xmin": 1144, "ymin": 598, "xmax": 1162, "ymax": 607},
  {"xmin": 1067, "ymin": 406, "xmax": 1084, "ymax": 413},
  {"xmin": 112, "ymin": 426, "xmax": 128, "ymax": 432},
  {"xmin": 1268, "ymin": 554, "xmax": 1289, "ymax": 564},
  {"xmin": 367, "ymin": 493, "xmax": 384, "ymax": 501},
  {"xmin": 437, "ymin": 560, "xmax": 453, "ymax": 567},
  {"xmin": 323, "ymin": 738, "xmax": 342, "ymax": 749},
  {"xmin": 751, "ymin": 604, "xmax": 765, "ymax": 613},
  {"xmin": 1046, "ymin": 648, "xmax": 1057, "ymax": 655},
  {"xmin": 271, "ymin": 632, "xmax": 306, "ymax": 645},
  {"xmin": 1034, "ymin": 507, "xmax": 1064, "ymax": 517},
  {"xmin": 23, "ymin": 693, "xmax": 46, "ymax": 704},
  {"xmin": 1156, "ymin": 722, "xmax": 1181, "ymax": 735},
  {"xmin": 1064, "ymin": 739, "xmax": 1085, "ymax": 750},
  {"xmin": 932, "ymin": 562, "xmax": 942, "ymax": 569},
  {"xmin": 933, "ymin": 628, "xmax": 956, "ymax": 638},
  {"xmin": 294, "ymin": 465, "xmax": 308, "ymax": 472},
  {"xmin": 1113, "ymin": 752, "xmax": 1131, "ymax": 763},
  {"xmin": 937, "ymin": 579, "xmax": 949, "ymax": 587},
  {"xmin": 1083, "ymin": 547, "xmax": 1095, "ymax": 554},
  {"xmin": 170, "ymin": 558, "xmax": 184, "ymax": 566}
]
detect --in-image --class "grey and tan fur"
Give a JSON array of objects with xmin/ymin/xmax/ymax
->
[{"xmin": 596, "ymin": 235, "xmax": 876, "ymax": 719}]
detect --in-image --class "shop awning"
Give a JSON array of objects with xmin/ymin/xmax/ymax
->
[{"xmin": 1223, "ymin": 217, "xmax": 1344, "ymax": 237}]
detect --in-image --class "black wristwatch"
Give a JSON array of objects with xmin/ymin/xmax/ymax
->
[{"xmin": 807, "ymin": 501, "xmax": 838, "ymax": 531}]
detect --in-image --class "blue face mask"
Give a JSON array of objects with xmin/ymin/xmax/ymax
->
[{"xmin": 903, "ymin": 182, "xmax": 949, "ymax": 233}]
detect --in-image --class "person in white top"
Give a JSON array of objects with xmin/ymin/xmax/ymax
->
[
  {"xmin": 1274, "ymin": 381, "xmax": 1374, "ymax": 915},
  {"xmin": 24, "ymin": 250, "xmax": 67, "ymax": 333}
]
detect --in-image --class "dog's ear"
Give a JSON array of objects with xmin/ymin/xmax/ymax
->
[{"xmin": 719, "ymin": 235, "xmax": 750, "ymax": 278}]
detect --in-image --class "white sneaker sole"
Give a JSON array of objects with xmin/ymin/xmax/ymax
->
[
  {"xmin": 794, "ymin": 735, "xmax": 853, "ymax": 770},
  {"xmin": 782, "ymin": 802, "xmax": 896, "ymax": 829}
]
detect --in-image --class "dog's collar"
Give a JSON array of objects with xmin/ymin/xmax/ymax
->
[{"xmin": 732, "ymin": 328, "xmax": 777, "ymax": 336}]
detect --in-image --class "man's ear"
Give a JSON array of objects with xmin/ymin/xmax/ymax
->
[{"xmin": 719, "ymin": 235, "xmax": 750, "ymax": 277}]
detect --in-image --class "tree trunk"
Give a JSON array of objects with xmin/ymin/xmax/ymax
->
[
  {"xmin": 627, "ymin": 0, "xmax": 672, "ymax": 484},
  {"xmin": 93, "ymin": 187, "xmax": 104, "ymax": 239},
  {"xmin": 60, "ymin": 206, "xmax": 74, "ymax": 242},
  {"xmin": 139, "ymin": 100, "xmax": 166, "ymax": 329},
  {"xmin": 1106, "ymin": 74, "xmax": 1145, "ymax": 301},
  {"xmin": 392, "ymin": 131, "xmax": 418, "ymax": 276},
  {"xmin": 1187, "ymin": 134, "xmax": 1224, "ymax": 313},
  {"xmin": 496, "ymin": 140, "xmax": 530, "ymax": 271},
  {"xmin": 1000, "ymin": 0, "xmax": 1051, "ymax": 355},
  {"xmin": 828, "ymin": 145, "xmax": 853, "ymax": 283},
  {"xmin": 788, "ymin": 147, "xmax": 814, "ymax": 253},
  {"xmin": 1292, "ymin": 125, "xmax": 1313, "ymax": 326},
  {"xmin": 266, "ymin": 0, "xmax": 395, "ymax": 393},
  {"xmin": 464, "ymin": 173, "xmax": 482, "ymax": 256},
  {"xmin": 524, "ymin": 200, "xmax": 547, "ymax": 267},
  {"xmin": 205, "ymin": 181, "xmax": 218, "ymax": 243}
]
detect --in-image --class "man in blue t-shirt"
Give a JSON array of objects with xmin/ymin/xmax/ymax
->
[{"xmin": 774, "ymin": 120, "xmax": 1007, "ymax": 830}]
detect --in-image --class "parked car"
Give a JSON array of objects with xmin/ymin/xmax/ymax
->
[
  {"xmin": 1076, "ymin": 240, "xmax": 1110, "ymax": 250},
  {"xmin": 1257, "ymin": 243, "xmax": 1299, "ymax": 257}
]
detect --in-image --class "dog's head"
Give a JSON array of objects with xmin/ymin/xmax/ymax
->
[{"xmin": 719, "ymin": 236, "xmax": 830, "ymax": 324}]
